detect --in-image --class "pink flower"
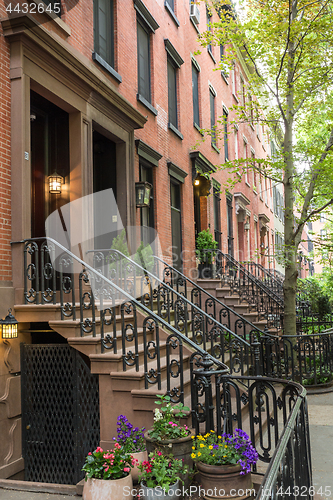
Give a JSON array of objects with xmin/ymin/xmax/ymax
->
[
  {"xmin": 157, "ymin": 451, "xmax": 162, "ymax": 456},
  {"xmin": 123, "ymin": 467, "xmax": 130, "ymax": 472},
  {"xmin": 172, "ymin": 423, "xmax": 178, "ymax": 427},
  {"xmin": 132, "ymin": 458, "xmax": 139, "ymax": 465},
  {"xmin": 114, "ymin": 442, "xmax": 121, "ymax": 449},
  {"xmin": 185, "ymin": 425, "xmax": 188, "ymax": 430},
  {"xmin": 168, "ymin": 421, "xmax": 173, "ymax": 425},
  {"xmin": 88, "ymin": 452, "xmax": 92, "ymax": 456},
  {"xmin": 105, "ymin": 465, "xmax": 109, "ymax": 472},
  {"xmin": 96, "ymin": 447, "xmax": 103, "ymax": 453}
]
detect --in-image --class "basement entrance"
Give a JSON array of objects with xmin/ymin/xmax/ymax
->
[{"xmin": 21, "ymin": 344, "xmax": 100, "ymax": 485}]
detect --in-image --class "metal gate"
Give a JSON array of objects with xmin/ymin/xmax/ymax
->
[{"xmin": 21, "ymin": 344, "xmax": 100, "ymax": 484}]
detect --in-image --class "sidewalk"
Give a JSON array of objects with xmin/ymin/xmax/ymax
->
[
  {"xmin": 0, "ymin": 390, "xmax": 332, "ymax": 500},
  {"xmin": 307, "ymin": 390, "xmax": 333, "ymax": 499}
]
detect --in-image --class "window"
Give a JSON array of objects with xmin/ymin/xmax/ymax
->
[
  {"xmin": 244, "ymin": 141, "xmax": 248, "ymax": 183},
  {"xmin": 240, "ymin": 76, "xmax": 245, "ymax": 108},
  {"xmin": 223, "ymin": 109, "xmax": 228, "ymax": 160},
  {"xmin": 140, "ymin": 162, "xmax": 154, "ymax": 244},
  {"xmin": 165, "ymin": 40, "xmax": 184, "ymax": 135},
  {"xmin": 137, "ymin": 20, "xmax": 151, "ymax": 103},
  {"xmin": 231, "ymin": 64, "xmax": 236, "ymax": 96},
  {"xmin": 192, "ymin": 63, "xmax": 200, "ymax": 127},
  {"xmin": 206, "ymin": 8, "xmax": 212, "ymax": 55},
  {"xmin": 234, "ymin": 129, "xmax": 238, "ymax": 160},
  {"xmin": 213, "ymin": 184, "xmax": 222, "ymax": 249},
  {"xmin": 210, "ymin": 89, "xmax": 216, "ymax": 147},
  {"xmin": 168, "ymin": 58, "xmax": 178, "ymax": 129},
  {"xmin": 94, "ymin": 0, "xmax": 114, "ymax": 67},
  {"xmin": 166, "ymin": 0, "xmax": 174, "ymax": 10},
  {"xmin": 251, "ymin": 151, "xmax": 256, "ymax": 190},
  {"xmin": 170, "ymin": 180, "xmax": 182, "ymax": 271},
  {"xmin": 320, "ymin": 213, "xmax": 326, "ymax": 223},
  {"xmin": 321, "ymin": 229, "xmax": 327, "ymax": 239}
]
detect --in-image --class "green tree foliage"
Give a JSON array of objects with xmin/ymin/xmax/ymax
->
[{"xmin": 199, "ymin": 0, "xmax": 333, "ymax": 335}]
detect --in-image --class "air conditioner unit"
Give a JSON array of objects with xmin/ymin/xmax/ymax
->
[{"xmin": 190, "ymin": 3, "xmax": 200, "ymax": 24}]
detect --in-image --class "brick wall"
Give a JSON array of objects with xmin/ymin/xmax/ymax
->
[{"xmin": 0, "ymin": 4, "xmax": 11, "ymax": 281}]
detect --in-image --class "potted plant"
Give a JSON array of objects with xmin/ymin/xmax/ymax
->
[
  {"xmin": 191, "ymin": 429, "xmax": 259, "ymax": 500},
  {"xmin": 138, "ymin": 450, "xmax": 188, "ymax": 500},
  {"xmin": 82, "ymin": 444, "xmax": 136, "ymax": 500},
  {"xmin": 115, "ymin": 414, "xmax": 147, "ymax": 483},
  {"xmin": 196, "ymin": 229, "xmax": 218, "ymax": 279},
  {"xmin": 144, "ymin": 395, "xmax": 193, "ymax": 487}
]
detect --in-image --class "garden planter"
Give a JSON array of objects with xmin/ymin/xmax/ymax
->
[
  {"xmin": 198, "ymin": 263, "xmax": 213, "ymax": 279},
  {"xmin": 197, "ymin": 462, "xmax": 253, "ymax": 500},
  {"xmin": 139, "ymin": 480, "xmax": 180, "ymax": 500},
  {"xmin": 144, "ymin": 430, "xmax": 194, "ymax": 488},
  {"xmin": 131, "ymin": 450, "xmax": 148, "ymax": 484},
  {"xmin": 82, "ymin": 475, "xmax": 133, "ymax": 500}
]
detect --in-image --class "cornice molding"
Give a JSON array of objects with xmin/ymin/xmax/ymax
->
[
  {"xmin": 190, "ymin": 151, "xmax": 217, "ymax": 174},
  {"xmin": 134, "ymin": 0, "xmax": 159, "ymax": 32},
  {"xmin": 164, "ymin": 39, "xmax": 184, "ymax": 68},
  {"xmin": 135, "ymin": 139, "xmax": 162, "ymax": 166}
]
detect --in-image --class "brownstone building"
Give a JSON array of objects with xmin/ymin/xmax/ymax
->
[{"xmin": 0, "ymin": 0, "xmax": 276, "ymax": 483}]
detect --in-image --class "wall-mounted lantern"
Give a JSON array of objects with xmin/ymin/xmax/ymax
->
[
  {"xmin": 48, "ymin": 172, "xmax": 64, "ymax": 194},
  {"xmin": 244, "ymin": 222, "xmax": 250, "ymax": 231},
  {"xmin": 135, "ymin": 181, "xmax": 152, "ymax": 208},
  {"xmin": 0, "ymin": 309, "xmax": 18, "ymax": 340}
]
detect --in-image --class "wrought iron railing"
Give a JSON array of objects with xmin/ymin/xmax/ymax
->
[
  {"xmin": 16, "ymin": 237, "xmax": 230, "ymax": 402},
  {"xmin": 151, "ymin": 254, "xmax": 267, "ymax": 341},
  {"xmin": 191, "ymin": 355, "xmax": 312, "ymax": 498},
  {"xmin": 244, "ymin": 261, "xmax": 284, "ymax": 299},
  {"xmin": 15, "ymin": 238, "xmax": 315, "ymax": 495},
  {"xmin": 87, "ymin": 248, "xmax": 258, "ymax": 381},
  {"xmin": 212, "ymin": 250, "xmax": 284, "ymax": 331}
]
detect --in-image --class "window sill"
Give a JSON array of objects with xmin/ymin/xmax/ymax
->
[
  {"xmin": 250, "ymin": 123, "xmax": 255, "ymax": 131},
  {"xmin": 253, "ymin": 188, "xmax": 258, "ymax": 195},
  {"xmin": 168, "ymin": 122, "xmax": 183, "ymax": 139},
  {"xmin": 137, "ymin": 94, "xmax": 158, "ymax": 116},
  {"xmin": 257, "ymin": 135, "xmax": 261, "ymax": 142},
  {"xmin": 164, "ymin": 2, "xmax": 180, "ymax": 26},
  {"xmin": 190, "ymin": 16, "xmax": 200, "ymax": 33},
  {"xmin": 92, "ymin": 53, "xmax": 122, "ymax": 83},
  {"xmin": 221, "ymin": 71, "xmax": 229, "ymax": 84},
  {"xmin": 194, "ymin": 122, "xmax": 204, "ymax": 136},
  {"xmin": 245, "ymin": 181, "xmax": 251, "ymax": 188},
  {"xmin": 212, "ymin": 143, "xmax": 220, "ymax": 153},
  {"xmin": 232, "ymin": 93, "xmax": 239, "ymax": 103},
  {"xmin": 208, "ymin": 48, "xmax": 216, "ymax": 64}
]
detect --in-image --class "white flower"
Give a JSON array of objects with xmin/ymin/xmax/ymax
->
[{"xmin": 154, "ymin": 409, "xmax": 163, "ymax": 422}]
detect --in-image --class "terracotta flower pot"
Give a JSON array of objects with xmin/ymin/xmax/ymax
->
[
  {"xmin": 197, "ymin": 462, "xmax": 253, "ymax": 500},
  {"xmin": 131, "ymin": 449, "xmax": 148, "ymax": 484},
  {"xmin": 139, "ymin": 480, "xmax": 180, "ymax": 500},
  {"xmin": 82, "ymin": 474, "xmax": 133, "ymax": 500},
  {"xmin": 144, "ymin": 429, "xmax": 194, "ymax": 488}
]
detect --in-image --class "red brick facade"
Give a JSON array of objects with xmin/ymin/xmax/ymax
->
[{"xmin": 0, "ymin": 0, "xmax": 275, "ymax": 280}]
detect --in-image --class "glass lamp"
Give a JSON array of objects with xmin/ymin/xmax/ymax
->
[
  {"xmin": 135, "ymin": 181, "xmax": 152, "ymax": 208},
  {"xmin": 0, "ymin": 309, "xmax": 18, "ymax": 339},
  {"xmin": 48, "ymin": 172, "xmax": 63, "ymax": 194}
]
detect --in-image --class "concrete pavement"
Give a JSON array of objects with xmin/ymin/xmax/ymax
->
[{"xmin": 0, "ymin": 389, "xmax": 332, "ymax": 500}]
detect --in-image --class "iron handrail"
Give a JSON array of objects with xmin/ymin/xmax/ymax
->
[
  {"xmin": 86, "ymin": 248, "xmax": 251, "ymax": 348},
  {"xmin": 217, "ymin": 250, "xmax": 284, "ymax": 306},
  {"xmin": 12, "ymin": 237, "xmax": 230, "ymax": 372},
  {"xmin": 244, "ymin": 261, "xmax": 284, "ymax": 298},
  {"xmin": 257, "ymin": 385, "xmax": 312, "ymax": 498},
  {"xmin": 152, "ymin": 254, "xmax": 269, "ymax": 338}
]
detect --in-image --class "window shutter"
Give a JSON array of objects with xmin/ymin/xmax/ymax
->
[
  {"xmin": 94, "ymin": 0, "xmax": 113, "ymax": 66},
  {"xmin": 168, "ymin": 60, "xmax": 177, "ymax": 128},
  {"xmin": 210, "ymin": 91, "xmax": 215, "ymax": 145},
  {"xmin": 192, "ymin": 65, "xmax": 199, "ymax": 126},
  {"xmin": 137, "ymin": 22, "xmax": 150, "ymax": 102}
]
